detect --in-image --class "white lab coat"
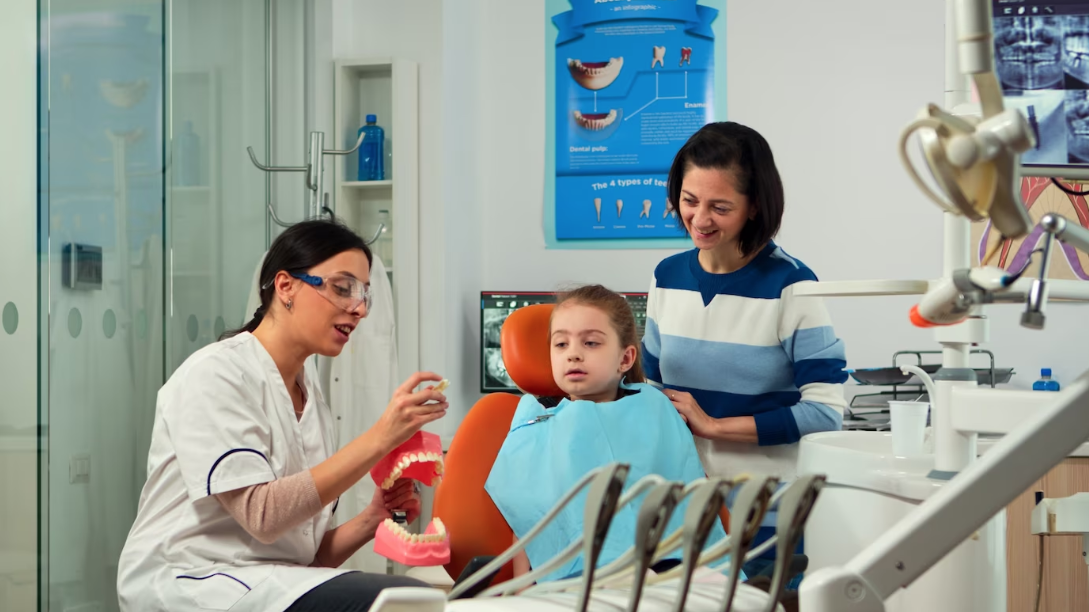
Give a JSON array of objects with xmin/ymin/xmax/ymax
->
[
  {"xmin": 116, "ymin": 332, "xmax": 351, "ymax": 612},
  {"xmin": 243, "ymin": 251, "xmax": 399, "ymax": 573},
  {"xmin": 328, "ymin": 253, "xmax": 398, "ymax": 573}
]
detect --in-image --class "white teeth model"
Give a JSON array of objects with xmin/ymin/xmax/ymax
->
[
  {"xmin": 384, "ymin": 517, "xmax": 448, "ymax": 542},
  {"xmin": 572, "ymin": 109, "xmax": 617, "ymax": 131},
  {"xmin": 616, "ymin": 199, "xmax": 624, "ymax": 218},
  {"xmin": 566, "ymin": 57, "xmax": 624, "ymax": 90},
  {"xmin": 381, "ymin": 452, "xmax": 446, "ymax": 489},
  {"xmin": 641, "ymin": 199, "xmax": 652, "ymax": 218},
  {"xmin": 594, "ymin": 198, "xmax": 602, "ymax": 223},
  {"xmin": 652, "ymin": 46, "xmax": 666, "ymax": 68}
]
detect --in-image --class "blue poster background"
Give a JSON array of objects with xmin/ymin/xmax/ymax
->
[{"xmin": 546, "ymin": 0, "xmax": 726, "ymax": 247}]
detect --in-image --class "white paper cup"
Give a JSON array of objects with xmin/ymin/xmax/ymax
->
[{"xmin": 889, "ymin": 401, "xmax": 929, "ymax": 456}]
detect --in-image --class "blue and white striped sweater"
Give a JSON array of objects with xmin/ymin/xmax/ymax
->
[{"xmin": 642, "ymin": 243, "xmax": 848, "ymax": 447}]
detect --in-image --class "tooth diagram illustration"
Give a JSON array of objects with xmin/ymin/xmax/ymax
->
[
  {"xmin": 567, "ymin": 57, "xmax": 624, "ymax": 90},
  {"xmin": 652, "ymin": 46, "xmax": 666, "ymax": 68},
  {"xmin": 663, "ymin": 199, "xmax": 677, "ymax": 219},
  {"xmin": 573, "ymin": 109, "xmax": 618, "ymax": 131},
  {"xmin": 616, "ymin": 199, "xmax": 624, "ymax": 218},
  {"xmin": 640, "ymin": 199, "xmax": 652, "ymax": 218},
  {"xmin": 594, "ymin": 198, "xmax": 602, "ymax": 223},
  {"xmin": 680, "ymin": 47, "xmax": 692, "ymax": 66}
]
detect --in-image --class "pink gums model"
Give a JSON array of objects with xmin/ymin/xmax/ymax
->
[{"xmin": 369, "ymin": 430, "xmax": 451, "ymax": 566}]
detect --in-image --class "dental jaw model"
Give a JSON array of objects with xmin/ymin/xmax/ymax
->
[{"xmin": 370, "ymin": 384, "xmax": 451, "ymax": 566}]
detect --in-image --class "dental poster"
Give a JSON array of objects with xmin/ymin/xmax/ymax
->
[{"xmin": 545, "ymin": 0, "xmax": 726, "ymax": 246}]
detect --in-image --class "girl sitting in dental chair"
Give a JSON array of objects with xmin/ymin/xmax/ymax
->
[{"xmin": 484, "ymin": 284, "xmax": 734, "ymax": 583}]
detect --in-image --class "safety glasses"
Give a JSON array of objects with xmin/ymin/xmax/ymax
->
[{"xmin": 290, "ymin": 272, "xmax": 371, "ymax": 316}]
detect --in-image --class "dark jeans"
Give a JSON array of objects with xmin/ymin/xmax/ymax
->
[{"xmin": 285, "ymin": 572, "xmax": 431, "ymax": 612}]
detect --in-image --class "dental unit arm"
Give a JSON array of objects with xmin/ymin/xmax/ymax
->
[
  {"xmin": 799, "ymin": 1, "xmax": 1089, "ymax": 610},
  {"xmin": 910, "ymin": 214, "xmax": 1089, "ymax": 330}
]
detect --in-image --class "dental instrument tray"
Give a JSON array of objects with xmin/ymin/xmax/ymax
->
[
  {"xmin": 845, "ymin": 350, "xmax": 1015, "ymax": 429},
  {"xmin": 849, "ymin": 349, "xmax": 1013, "ymax": 387}
]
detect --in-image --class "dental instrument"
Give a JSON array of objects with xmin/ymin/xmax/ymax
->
[
  {"xmin": 757, "ymin": 475, "xmax": 825, "ymax": 612},
  {"xmin": 666, "ymin": 478, "xmax": 732, "ymax": 612},
  {"xmin": 646, "ymin": 477, "xmax": 775, "ymax": 587},
  {"xmin": 717, "ymin": 478, "xmax": 778, "ymax": 612},
  {"xmin": 623, "ymin": 482, "xmax": 686, "ymax": 612},
  {"xmin": 454, "ymin": 462, "xmax": 629, "ymax": 601},
  {"xmin": 520, "ymin": 475, "xmax": 677, "ymax": 595},
  {"xmin": 586, "ymin": 478, "xmax": 719, "ymax": 592}
]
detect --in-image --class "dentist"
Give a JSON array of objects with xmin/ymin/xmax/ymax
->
[{"xmin": 117, "ymin": 220, "xmax": 447, "ymax": 612}]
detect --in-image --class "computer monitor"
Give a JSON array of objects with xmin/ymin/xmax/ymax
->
[
  {"xmin": 480, "ymin": 291, "xmax": 649, "ymax": 393},
  {"xmin": 992, "ymin": 1, "xmax": 1089, "ymax": 172}
]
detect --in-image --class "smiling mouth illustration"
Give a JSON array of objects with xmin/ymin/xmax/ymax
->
[
  {"xmin": 573, "ymin": 110, "xmax": 618, "ymax": 131},
  {"xmin": 567, "ymin": 57, "xmax": 624, "ymax": 90}
]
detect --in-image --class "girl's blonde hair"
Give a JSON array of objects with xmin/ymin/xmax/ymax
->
[{"xmin": 550, "ymin": 284, "xmax": 646, "ymax": 383}]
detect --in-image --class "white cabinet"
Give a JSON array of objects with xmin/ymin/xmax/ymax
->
[{"xmin": 333, "ymin": 58, "xmax": 420, "ymax": 379}]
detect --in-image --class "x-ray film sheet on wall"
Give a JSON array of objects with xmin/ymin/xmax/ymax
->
[{"xmin": 993, "ymin": 3, "xmax": 1089, "ymax": 167}]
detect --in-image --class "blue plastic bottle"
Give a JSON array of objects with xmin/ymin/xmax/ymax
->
[
  {"xmin": 357, "ymin": 114, "xmax": 385, "ymax": 181},
  {"xmin": 174, "ymin": 120, "xmax": 200, "ymax": 186},
  {"xmin": 1032, "ymin": 368, "xmax": 1061, "ymax": 392}
]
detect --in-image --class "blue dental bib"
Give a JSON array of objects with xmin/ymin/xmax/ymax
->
[{"xmin": 484, "ymin": 381, "xmax": 729, "ymax": 582}]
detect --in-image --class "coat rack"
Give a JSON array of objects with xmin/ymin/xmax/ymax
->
[{"xmin": 247, "ymin": 130, "xmax": 363, "ymax": 226}]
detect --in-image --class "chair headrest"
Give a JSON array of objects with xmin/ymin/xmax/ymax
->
[{"xmin": 499, "ymin": 303, "xmax": 564, "ymax": 398}]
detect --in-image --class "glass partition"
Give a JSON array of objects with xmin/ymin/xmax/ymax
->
[{"xmin": 35, "ymin": 1, "xmax": 270, "ymax": 610}]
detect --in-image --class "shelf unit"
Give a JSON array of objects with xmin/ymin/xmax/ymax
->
[{"xmin": 333, "ymin": 58, "xmax": 419, "ymax": 379}]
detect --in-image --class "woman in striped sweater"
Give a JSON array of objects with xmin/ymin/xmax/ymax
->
[{"xmin": 643, "ymin": 121, "xmax": 848, "ymax": 583}]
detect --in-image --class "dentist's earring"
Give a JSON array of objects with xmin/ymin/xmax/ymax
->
[{"xmin": 285, "ymin": 299, "xmax": 294, "ymax": 311}]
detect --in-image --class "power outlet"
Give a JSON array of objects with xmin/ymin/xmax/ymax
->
[{"xmin": 69, "ymin": 454, "xmax": 90, "ymax": 484}]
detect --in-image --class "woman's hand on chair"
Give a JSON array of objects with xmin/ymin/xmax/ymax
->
[
  {"xmin": 665, "ymin": 389, "xmax": 719, "ymax": 439},
  {"xmin": 373, "ymin": 371, "xmax": 449, "ymax": 453}
]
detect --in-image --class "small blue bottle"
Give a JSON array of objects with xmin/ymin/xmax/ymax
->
[
  {"xmin": 1032, "ymin": 368, "xmax": 1061, "ymax": 392},
  {"xmin": 357, "ymin": 114, "xmax": 385, "ymax": 181},
  {"xmin": 174, "ymin": 120, "xmax": 200, "ymax": 186}
]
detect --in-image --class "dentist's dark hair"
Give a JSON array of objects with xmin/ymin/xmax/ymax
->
[
  {"xmin": 220, "ymin": 220, "xmax": 371, "ymax": 340},
  {"xmin": 667, "ymin": 121, "xmax": 784, "ymax": 257}
]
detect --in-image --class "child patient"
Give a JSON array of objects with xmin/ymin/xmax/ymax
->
[{"xmin": 485, "ymin": 284, "xmax": 729, "ymax": 582}]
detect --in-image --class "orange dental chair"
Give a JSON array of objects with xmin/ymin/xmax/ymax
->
[
  {"xmin": 432, "ymin": 303, "xmax": 561, "ymax": 585},
  {"xmin": 430, "ymin": 303, "xmax": 729, "ymax": 589}
]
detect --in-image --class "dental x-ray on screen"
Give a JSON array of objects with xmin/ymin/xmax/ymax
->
[
  {"xmin": 993, "ymin": 2, "xmax": 1089, "ymax": 165},
  {"xmin": 479, "ymin": 292, "xmax": 648, "ymax": 393}
]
